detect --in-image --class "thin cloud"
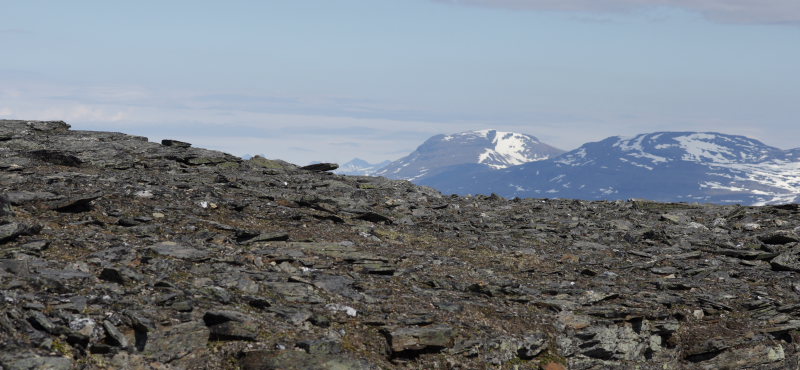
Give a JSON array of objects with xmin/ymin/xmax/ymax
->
[{"xmin": 432, "ymin": 0, "xmax": 800, "ymax": 24}]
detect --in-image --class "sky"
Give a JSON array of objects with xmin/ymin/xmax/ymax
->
[{"xmin": 1, "ymin": 0, "xmax": 799, "ymax": 165}]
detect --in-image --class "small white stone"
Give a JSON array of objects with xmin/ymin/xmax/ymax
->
[
  {"xmin": 326, "ymin": 303, "xmax": 358, "ymax": 317},
  {"xmin": 743, "ymin": 223, "xmax": 761, "ymax": 231},
  {"xmin": 134, "ymin": 190, "xmax": 153, "ymax": 198},
  {"xmin": 69, "ymin": 317, "xmax": 97, "ymax": 336},
  {"xmin": 688, "ymin": 222, "xmax": 709, "ymax": 230}
]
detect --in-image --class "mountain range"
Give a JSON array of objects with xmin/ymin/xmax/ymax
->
[{"xmin": 341, "ymin": 130, "xmax": 800, "ymax": 206}]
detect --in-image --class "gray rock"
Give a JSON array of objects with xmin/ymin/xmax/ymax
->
[
  {"xmin": 102, "ymin": 320, "xmax": 129, "ymax": 348},
  {"xmin": 575, "ymin": 324, "xmax": 645, "ymax": 362},
  {"xmin": 297, "ymin": 339, "xmax": 343, "ymax": 355},
  {"xmin": 149, "ymin": 241, "xmax": 210, "ymax": 260},
  {"xmin": 27, "ymin": 149, "xmax": 83, "ymax": 167},
  {"xmin": 27, "ymin": 311, "xmax": 58, "ymax": 334},
  {"xmin": 760, "ymin": 231, "xmax": 800, "ymax": 245},
  {"xmin": 384, "ymin": 325, "xmax": 454, "ymax": 355},
  {"xmin": 5, "ymin": 191, "xmax": 58, "ymax": 205},
  {"xmin": 518, "ymin": 333, "xmax": 547, "ymax": 359},
  {"xmin": 161, "ymin": 139, "xmax": 192, "ymax": 148},
  {"xmin": 268, "ymin": 306, "xmax": 313, "ymax": 326},
  {"xmin": 301, "ymin": 163, "xmax": 339, "ymax": 172},
  {"xmin": 142, "ymin": 321, "xmax": 209, "ymax": 363},
  {"xmin": 99, "ymin": 267, "xmax": 143, "ymax": 284},
  {"xmin": 203, "ymin": 310, "xmax": 260, "ymax": 341},
  {"xmin": 0, "ymin": 222, "xmax": 23, "ymax": 244},
  {"xmin": 236, "ymin": 231, "xmax": 290, "ymax": 244},
  {"xmin": 264, "ymin": 282, "xmax": 325, "ymax": 304},
  {"xmin": 206, "ymin": 320, "xmax": 260, "ymax": 341},
  {"xmin": 0, "ymin": 350, "xmax": 72, "ymax": 370},
  {"xmin": 771, "ymin": 250, "xmax": 800, "ymax": 272},
  {"xmin": 0, "ymin": 194, "xmax": 12, "ymax": 217},
  {"xmin": 50, "ymin": 192, "xmax": 103, "ymax": 213}
]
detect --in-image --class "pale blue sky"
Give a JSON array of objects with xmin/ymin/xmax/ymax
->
[{"xmin": 2, "ymin": 0, "xmax": 799, "ymax": 164}]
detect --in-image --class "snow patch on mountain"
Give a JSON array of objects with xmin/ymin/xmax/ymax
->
[
  {"xmin": 476, "ymin": 131, "xmax": 548, "ymax": 169},
  {"xmin": 335, "ymin": 158, "xmax": 390, "ymax": 176},
  {"xmin": 613, "ymin": 135, "xmax": 670, "ymax": 165}
]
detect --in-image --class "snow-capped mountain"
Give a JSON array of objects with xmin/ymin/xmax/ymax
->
[
  {"xmin": 418, "ymin": 132, "xmax": 800, "ymax": 205},
  {"xmin": 241, "ymin": 153, "xmax": 265, "ymax": 160},
  {"xmin": 334, "ymin": 158, "xmax": 391, "ymax": 176},
  {"xmin": 375, "ymin": 129, "xmax": 564, "ymax": 181}
]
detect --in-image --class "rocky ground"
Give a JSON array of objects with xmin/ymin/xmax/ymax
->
[{"xmin": 1, "ymin": 120, "xmax": 800, "ymax": 369}]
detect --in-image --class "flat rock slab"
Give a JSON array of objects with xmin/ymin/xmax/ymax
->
[
  {"xmin": 0, "ymin": 350, "xmax": 72, "ymax": 370},
  {"xmin": 142, "ymin": 321, "xmax": 209, "ymax": 363},
  {"xmin": 50, "ymin": 192, "xmax": 103, "ymax": 213},
  {"xmin": 300, "ymin": 163, "xmax": 339, "ymax": 172},
  {"xmin": 263, "ymin": 282, "xmax": 325, "ymax": 304},
  {"xmin": 202, "ymin": 310, "xmax": 260, "ymax": 341},
  {"xmin": 385, "ymin": 325, "xmax": 455, "ymax": 355},
  {"xmin": 0, "ymin": 222, "xmax": 25, "ymax": 244},
  {"xmin": 5, "ymin": 191, "xmax": 59, "ymax": 205},
  {"xmin": 149, "ymin": 241, "xmax": 210, "ymax": 260},
  {"xmin": 27, "ymin": 149, "xmax": 83, "ymax": 167},
  {"xmin": 237, "ymin": 231, "xmax": 290, "ymax": 244},
  {"xmin": 693, "ymin": 343, "xmax": 784, "ymax": 368},
  {"xmin": 161, "ymin": 139, "xmax": 192, "ymax": 148},
  {"xmin": 207, "ymin": 321, "xmax": 260, "ymax": 341},
  {"xmin": 771, "ymin": 250, "xmax": 800, "ymax": 272}
]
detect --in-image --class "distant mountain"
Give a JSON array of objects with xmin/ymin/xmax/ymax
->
[
  {"xmin": 418, "ymin": 132, "xmax": 800, "ymax": 206},
  {"xmin": 241, "ymin": 153, "xmax": 265, "ymax": 160},
  {"xmin": 334, "ymin": 158, "xmax": 391, "ymax": 176},
  {"xmin": 375, "ymin": 129, "xmax": 565, "ymax": 181}
]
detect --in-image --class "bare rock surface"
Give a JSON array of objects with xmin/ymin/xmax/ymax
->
[{"xmin": 1, "ymin": 119, "xmax": 800, "ymax": 369}]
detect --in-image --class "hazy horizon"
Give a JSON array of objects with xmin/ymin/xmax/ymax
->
[{"xmin": 2, "ymin": 0, "xmax": 798, "ymax": 164}]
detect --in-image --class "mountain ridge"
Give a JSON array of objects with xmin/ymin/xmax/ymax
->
[{"xmin": 418, "ymin": 131, "xmax": 800, "ymax": 205}]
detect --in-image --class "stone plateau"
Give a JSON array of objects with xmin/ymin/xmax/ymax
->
[{"xmin": 1, "ymin": 120, "xmax": 799, "ymax": 369}]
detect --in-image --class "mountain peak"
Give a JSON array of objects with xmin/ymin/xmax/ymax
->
[{"xmin": 376, "ymin": 129, "xmax": 564, "ymax": 180}]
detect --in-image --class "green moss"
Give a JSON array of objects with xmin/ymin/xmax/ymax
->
[
  {"xmin": 340, "ymin": 334, "xmax": 360, "ymax": 352},
  {"xmin": 217, "ymin": 161, "xmax": 240, "ymax": 169},
  {"xmin": 51, "ymin": 337, "xmax": 74, "ymax": 358},
  {"xmin": 249, "ymin": 156, "xmax": 286, "ymax": 169},
  {"xmin": 76, "ymin": 354, "xmax": 108, "ymax": 367},
  {"xmin": 504, "ymin": 357, "xmax": 535, "ymax": 369}
]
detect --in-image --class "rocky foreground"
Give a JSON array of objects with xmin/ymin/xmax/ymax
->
[{"xmin": 1, "ymin": 120, "xmax": 800, "ymax": 369}]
